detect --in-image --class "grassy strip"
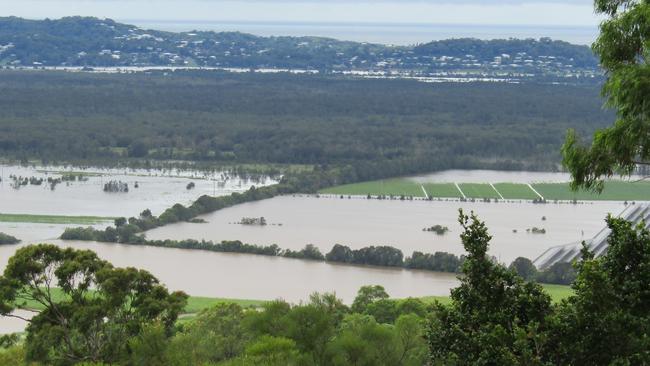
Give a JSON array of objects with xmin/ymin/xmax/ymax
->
[
  {"xmin": 14, "ymin": 288, "xmax": 265, "ymax": 314},
  {"xmin": 35, "ymin": 170, "xmax": 104, "ymax": 177},
  {"xmin": 457, "ymin": 183, "xmax": 501, "ymax": 199},
  {"xmin": 493, "ymin": 183, "xmax": 539, "ymax": 200},
  {"xmin": 0, "ymin": 213, "xmax": 115, "ymax": 225},
  {"xmin": 323, "ymin": 178, "xmax": 650, "ymax": 201},
  {"xmin": 423, "ymin": 183, "xmax": 463, "ymax": 198},
  {"xmin": 533, "ymin": 181, "xmax": 650, "ymax": 201},
  {"xmin": 419, "ymin": 284, "xmax": 573, "ymax": 305},
  {"xmin": 184, "ymin": 296, "xmax": 266, "ymax": 313},
  {"xmin": 16, "ymin": 284, "xmax": 571, "ymax": 318},
  {"xmin": 320, "ymin": 179, "xmax": 425, "ymax": 197}
]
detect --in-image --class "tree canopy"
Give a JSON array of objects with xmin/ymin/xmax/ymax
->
[
  {"xmin": 0, "ymin": 244, "xmax": 187, "ymax": 365},
  {"xmin": 563, "ymin": 0, "xmax": 650, "ymax": 190}
]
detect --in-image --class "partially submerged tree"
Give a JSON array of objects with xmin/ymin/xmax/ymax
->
[
  {"xmin": 562, "ymin": 0, "xmax": 650, "ymax": 190},
  {"xmin": 0, "ymin": 244, "xmax": 187, "ymax": 365}
]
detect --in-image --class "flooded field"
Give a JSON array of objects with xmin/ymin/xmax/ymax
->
[
  {"xmin": 0, "ymin": 167, "xmax": 632, "ymax": 333},
  {"xmin": 408, "ymin": 169, "xmax": 576, "ymax": 184},
  {"xmin": 0, "ymin": 164, "xmax": 275, "ymax": 217},
  {"xmin": 148, "ymin": 196, "xmax": 624, "ymax": 264}
]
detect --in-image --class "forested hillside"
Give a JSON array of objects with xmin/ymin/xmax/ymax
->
[
  {"xmin": 0, "ymin": 70, "xmax": 612, "ymax": 177},
  {"xmin": 0, "ymin": 17, "xmax": 599, "ymax": 81}
]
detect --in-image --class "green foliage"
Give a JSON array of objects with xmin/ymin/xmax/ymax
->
[
  {"xmin": 351, "ymin": 285, "xmax": 390, "ymax": 314},
  {"xmin": 545, "ymin": 217, "xmax": 650, "ymax": 364},
  {"xmin": 282, "ymin": 244, "xmax": 325, "ymax": 261},
  {"xmin": 167, "ymin": 303, "xmax": 250, "ymax": 365},
  {"xmin": 508, "ymin": 257, "xmax": 538, "ymax": 281},
  {"xmin": 0, "ymin": 244, "xmax": 187, "ymax": 365},
  {"xmin": 405, "ymin": 251, "xmax": 462, "ymax": 272},
  {"xmin": 563, "ymin": 0, "xmax": 650, "ymax": 190},
  {"xmin": 0, "ymin": 345, "xmax": 32, "ymax": 365},
  {"xmin": 426, "ymin": 211, "xmax": 552, "ymax": 365},
  {"xmin": 325, "ymin": 313, "xmax": 427, "ymax": 366},
  {"xmin": 535, "ymin": 262, "xmax": 576, "ymax": 285},
  {"xmin": 0, "ymin": 71, "xmax": 611, "ymax": 174},
  {"xmin": 233, "ymin": 336, "xmax": 302, "ymax": 366},
  {"xmin": 129, "ymin": 322, "xmax": 169, "ymax": 366},
  {"xmin": 324, "ymin": 245, "xmax": 404, "ymax": 267}
]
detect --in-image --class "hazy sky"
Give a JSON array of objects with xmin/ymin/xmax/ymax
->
[{"xmin": 1, "ymin": 0, "xmax": 600, "ymax": 26}]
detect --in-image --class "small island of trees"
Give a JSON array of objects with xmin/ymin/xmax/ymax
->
[
  {"xmin": 104, "ymin": 180, "xmax": 129, "ymax": 193},
  {"xmin": 422, "ymin": 225, "xmax": 449, "ymax": 235},
  {"xmin": 238, "ymin": 217, "xmax": 267, "ymax": 226}
]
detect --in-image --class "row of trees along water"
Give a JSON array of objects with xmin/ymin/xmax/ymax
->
[{"xmin": 1, "ymin": 210, "xmax": 647, "ymax": 364}]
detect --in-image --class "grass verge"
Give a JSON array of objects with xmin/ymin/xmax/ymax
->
[
  {"xmin": 493, "ymin": 183, "xmax": 539, "ymax": 200},
  {"xmin": 0, "ymin": 213, "xmax": 115, "ymax": 225},
  {"xmin": 457, "ymin": 183, "xmax": 501, "ymax": 199},
  {"xmin": 320, "ymin": 179, "xmax": 425, "ymax": 197},
  {"xmin": 419, "ymin": 284, "xmax": 573, "ymax": 305}
]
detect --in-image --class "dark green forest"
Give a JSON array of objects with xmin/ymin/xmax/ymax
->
[{"xmin": 0, "ymin": 70, "xmax": 612, "ymax": 177}]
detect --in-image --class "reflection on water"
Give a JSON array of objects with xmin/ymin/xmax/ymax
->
[{"xmin": 148, "ymin": 196, "xmax": 623, "ymax": 264}]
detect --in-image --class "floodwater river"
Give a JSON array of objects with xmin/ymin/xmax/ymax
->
[
  {"xmin": 148, "ymin": 195, "xmax": 624, "ymax": 264},
  {"xmin": 0, "ymin": 240, "xmax": 460, "ymax": 333}
]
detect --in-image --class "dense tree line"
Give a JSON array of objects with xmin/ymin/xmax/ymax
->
[
  {"xmin": 61, "ymin": 223, "xmax": 569, "ymax": 285},
  {"xmin": 0, "ymin": 71, "xmax": 612, "ymax": 175},
  {"xmin": 509, "ymin": 257, "xmax": 577, "ymax": 285}
]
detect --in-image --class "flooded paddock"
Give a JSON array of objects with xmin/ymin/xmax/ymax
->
[{"xmin": 148, "ymin": 195, "xmax": 623, "ymax": 264}]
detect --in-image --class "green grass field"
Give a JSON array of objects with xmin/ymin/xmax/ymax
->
[
  {"xmin": 320, "ymin": 179, "xmax": 425, "ymax": 197},
  {"xmin": 15, "ymin": 283, "xmax": 572, "ymax": 326},
  {"xmin": 15, "ymin": 288, "xmax": 265, "ymax": 315},
  {"xmin": 322, "ymin": 178, "xmax": 650, "ymax": 201},
  {"xmin": 533, "ymin": 181, "xmax": 650, "ymax": 201},
  {"xmin": 458, "ymin": 183, "xmax": 501, "ymax": 199},
  {"xmin": 419, "ymin": 284, "xmax": 572, "ymax": 305},
  {"xmin": 493, "ymin": 183, "xmax": 540, "ymax": 200},
  {"xmin": 0, "ymin": 213, "xmax": 115, "ymax": 225},
  {"xmin": 423, "ymin": 183, "xmax": 463, "ymax": 198},
  {"xmin": 184, "ymin": 296, "xmax": 266, "ymax": 313}
]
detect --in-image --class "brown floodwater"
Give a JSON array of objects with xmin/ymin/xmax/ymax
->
[
  {"xmin": 148, "ymin": 196, "xmax": 624, "ymax": 264},
  {"xmin": 0, "ymin": 168, "xmax": 631, "ymax": 333},
  {"xmin": 0, "ymin": 240, "xmax": 460, "ymax": 333}
]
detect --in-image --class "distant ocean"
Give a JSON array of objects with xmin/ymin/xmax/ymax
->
[{"xmin": 123, "ymin": 20, "xmax": 599, "ymax": 46}]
